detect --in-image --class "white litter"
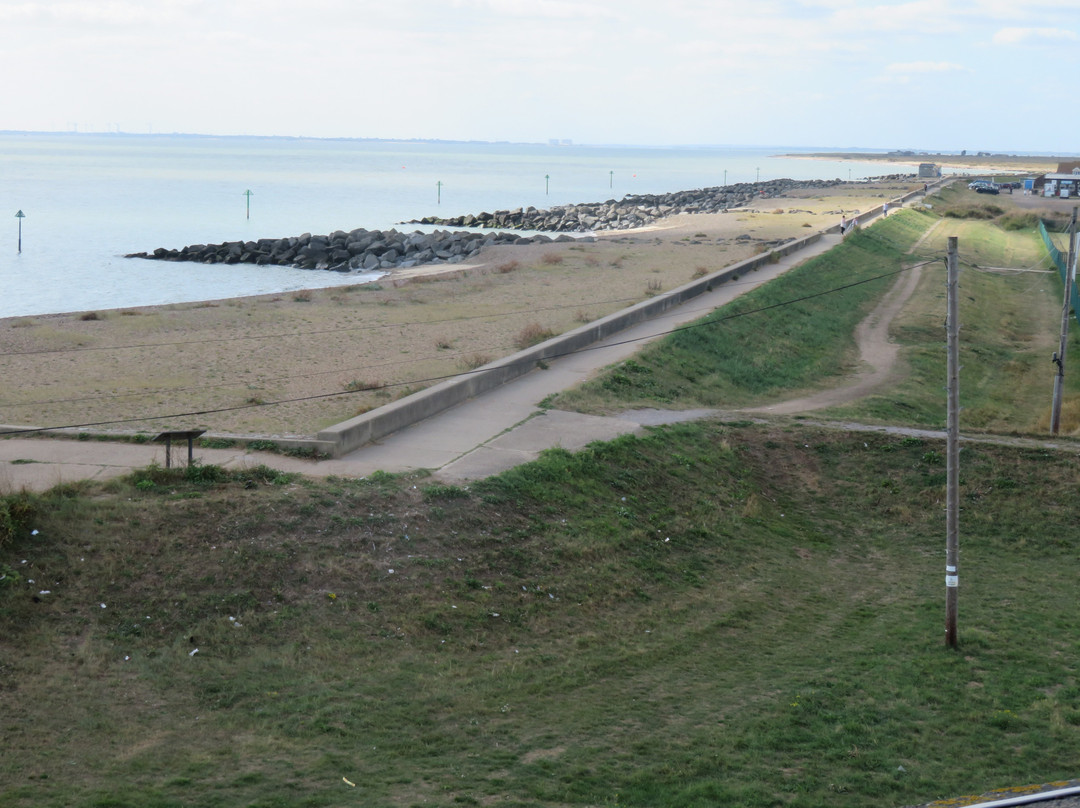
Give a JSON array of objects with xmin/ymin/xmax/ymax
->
[
  {"xmin": 189, "ymin": 648, "xmax": 199, "ymax": 657},
  {"xmin": 100, "ymin": 603, "xmax": 107, "ymax": 609}
]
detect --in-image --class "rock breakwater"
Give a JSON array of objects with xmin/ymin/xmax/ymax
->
[
  {"xmin": 126, "ymin": 228, "xmax": 575, "ymax": 273},
  {"xmin": 408, "ymin": 178, "xmax": 851, "ymax": 232},
  {"xmin": 126, "ymin": 176, "xmax": 912, "ymax": 274}
]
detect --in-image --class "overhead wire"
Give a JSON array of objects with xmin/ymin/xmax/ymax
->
[{"xmin": 0, "ymin": 257, "xmax": 942, "ymax": 438}]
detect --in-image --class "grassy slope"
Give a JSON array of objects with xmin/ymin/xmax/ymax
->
[
  {"xmin": 4, "ymin": 192, "xmax": 1080, "ymax": 808},
  {"xmin": 552, "ymin": 193, "xmax": 1080, "ymax": 434},
  {"xmin": 2, "ymin": 426, "xmax": 1080, "ymax": 808},
  {"xmin": 550, "ymin": 211, "xmax": 934, "ymax": 413}
]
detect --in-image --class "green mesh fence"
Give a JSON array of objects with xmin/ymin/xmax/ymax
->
[{"xmin": 1039, "ymin": 220, "xmax": 1080, "ymax": 325}]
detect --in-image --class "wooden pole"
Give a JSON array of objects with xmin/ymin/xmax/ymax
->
[
  {"xmin": 1050, "ymin": 206, "xmax": 1077, "ymax": 434},
  {"xmin": 945, "ymin": 236, "xmax": 960, "ymax": 649}
]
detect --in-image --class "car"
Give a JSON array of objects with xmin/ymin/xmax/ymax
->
[
  {"xmin": 968, "ymin": 179, "xmax": 994, "ymax": 190},
  {"xmin": 975, "ymin": 185, "xmax": 1000, "ymax": 194}
]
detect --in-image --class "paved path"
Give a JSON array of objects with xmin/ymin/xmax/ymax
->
[{"xmin": 1, "ymin": 231, "xmax": 849, "ymax": 493}]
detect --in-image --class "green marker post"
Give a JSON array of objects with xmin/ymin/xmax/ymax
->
[
  {"xmin": 545, "ymin": 174, "xmax": 550, "ymax": 195},
  {"xmin": 437, "ymin": 180, "xmax": 443, "ymax": 204},
  {"xmin": 609, "ymin": 170, "xmax": 614, "ymax": 189},
  {"xmin": 243, "ymin": 189, "xmax": 253, "ymax": 220},
  {"xmin": 15, "ymin": 209, "xmax": 25, "ymax": 253}
]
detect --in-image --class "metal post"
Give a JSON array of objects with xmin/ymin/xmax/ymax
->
[
  {"xmin": 609, "ymin": 170, "xmax": 613, "ymax": 189},
  {"xmin": 437, "ymin": 180, "xmax": 442, "ymax": 204},
  {"xmin": 545, "ymin": 174, "xmax": 550, "ymax": 195},
  {"xmin": 1051, "ymin": 207, "xmax": 1077, "ymax": 434},
  {"xmin": 244, "ymin": 189, "xmax": 253, "ymax": 220},
  {"xmin": 945, "ymin": 236, "xmax": 960, "ymax": 649},
  {"xmin": 15, "ymin": 210, "xmax": 25, "ymax": 253}
]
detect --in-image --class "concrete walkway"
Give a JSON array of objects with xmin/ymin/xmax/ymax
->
[{"xmin": 1, "ymin": 231, "xmax": 848, "ymax": 493}]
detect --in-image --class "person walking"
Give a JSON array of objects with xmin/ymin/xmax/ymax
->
[{"xmin": 882, "ymin": 202, "xmax": 889, "ymax": 217}]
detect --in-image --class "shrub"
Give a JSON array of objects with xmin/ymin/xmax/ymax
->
[
  {"xmin": 0, "ymin": 494, "xmax": 35, "ymax": 549},
  {"xmin": 540, "ymin": 253, "xmax": 563, "ymax": 265},
  {"xmin": 460, "ymin": 353, "xmax": 492, "ymax": 370},
  {"xmin": 515, "ymin": 322, "xmax": 556, "ymax": 349},
  {"xmin": 997, "ymin": 212, "xmax": 1042, "ymax": 231},
  {"xmin": 344, "ymin": 379, "xmax": 383, "ymax": 392}
]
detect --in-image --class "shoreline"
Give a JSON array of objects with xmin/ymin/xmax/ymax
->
[
  {"xmin": 784, "ymin": 151, "xmax": 1062, "ymax": 174},
  {"xmin": 0, "ymin": 178, "xmax": 925, "ymax": 439}
]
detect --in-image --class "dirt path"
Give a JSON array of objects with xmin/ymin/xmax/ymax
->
[{"xmin": 745, "ymin": 219, "xmax": 942, "ymax": 415}]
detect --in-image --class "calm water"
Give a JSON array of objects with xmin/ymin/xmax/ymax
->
[{"xmin": 0, "ymin": 134, "xmax": 916, "ymax": 318}]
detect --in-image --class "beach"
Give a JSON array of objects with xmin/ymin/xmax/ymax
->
[
  {"xmin": 789, "ymin": 151, "xmax": 1066, "ymax": 175},
  {"xmin": 0, "ymin": 178, "xmax": 922, "ymax": 440}
]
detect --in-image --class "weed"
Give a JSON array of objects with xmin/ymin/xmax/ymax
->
[
  {"xmin": 344, "ymin": 379, "xmax": 384, "ymax": 392},
  {"xmin": 79, "ymin": 311, "xmax": 101, "ymax": 321},
  {"xmin": 496, "ymin": 260, "xmax": 520, "ymax": 274},
  {"xmin": 540, "ymin": 253, "xmax": 564, "ymax": 265},
  {"xmin": 515, "ymin": 322, "xmax": 556, "ymax": 349},
  {"xmin": 460, "ymin": 353, "xmax": 492, "ymax": 370}
]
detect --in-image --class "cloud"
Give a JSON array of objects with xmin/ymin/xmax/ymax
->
[
  {"xmin": 0, "ymin": 0, "xmax": 201, "ymax": 26},
  {"xmin": 872, "ymin": 60, "xmax": 968, "ymax": 85},
  {"xmin": 886, "ymin": 61, "xmax": 967, "ymax": 73},
  {"xmin": 992, "ymin": 26, "xmax": 1080, "ymax": 45}
]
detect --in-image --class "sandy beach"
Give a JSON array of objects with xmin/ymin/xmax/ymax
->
[
  {"xmin": 0, "ymin": 179, "xmax": 922, "ymax": 440},
  {"xmin": 789, "ymin": 151, "xmax": 1064, "ymax": 175}
]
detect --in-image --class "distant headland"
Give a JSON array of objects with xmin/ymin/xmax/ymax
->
[{"xmin": 788, "ymin": 150, "xmax": 1069, "ymax": 174}]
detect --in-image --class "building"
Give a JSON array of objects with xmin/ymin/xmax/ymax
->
[
  {"xmin": 918, "ymin": 163, "xmax": 941, "ymax": 178},
  {"xmin": 1035, "ymin": 167, "xmax": 1080, "ymax": 198}
]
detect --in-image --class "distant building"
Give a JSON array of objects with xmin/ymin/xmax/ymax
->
[
  {"xmin": 1035, "ymin": 167, "xmax": 1080, "ymax": 198},
  {"xmin": 919, "ymin": 163, "xmax": 942, "ymax": 178}
]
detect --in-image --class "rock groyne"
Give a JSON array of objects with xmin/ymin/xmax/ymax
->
[
  {"xmin": 126, "ymin": 176, "xmax": 912, "ymax": 274},
  {"xmin": 407, "ymin": 178, "xmax": 847, "ymax": 232},
  {"xmin": 126, "ymin": 227, "xmax": 573, "ymax": 273}
]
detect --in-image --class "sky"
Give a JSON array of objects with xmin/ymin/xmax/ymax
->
[{"xmin": 1, "ymin": 0, "xmax": 1079, "ymax": 152}]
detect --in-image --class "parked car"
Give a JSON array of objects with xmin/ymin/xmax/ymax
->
[{"xmin": 975, "ymin": 184, "xmax": 1000, "ymax": 194}]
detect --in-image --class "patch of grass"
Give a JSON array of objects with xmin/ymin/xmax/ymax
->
[
  {"xmin": 830, "ymin": 214, "xmax": 1069, "ymax": 431},
  {"xmin": 553, "ymin": 210, "xmax": 935, "ymax": 412},
  {"xmin": 2, "ymin": 424, "xmax": 1080, "ymax": 807}
]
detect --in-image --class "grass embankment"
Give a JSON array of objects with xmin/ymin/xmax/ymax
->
[
  {"xmin": 550, "ymin": 211, "xmax": 934, "ymax": 413},
  {"xmin": 552, "ymin": 195, "xmax": 1080, "ymax": 435},
  {"xmin": 2, "ymin": 425, "xmax": 1080, "ymax": 807}
]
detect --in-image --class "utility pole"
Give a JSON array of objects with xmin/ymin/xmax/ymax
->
[
  {"xmin": 945, "ymin": 236, "xmax": 960, "ymax": 650},
  {"xmin": 1050, "ymin": 206, "xmax": 1077, "ymax": 434}
]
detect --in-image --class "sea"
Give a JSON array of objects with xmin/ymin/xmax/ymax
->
[{"xmin": 0, "ymin": 133, "xmax": 921, "ymax": 319}]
